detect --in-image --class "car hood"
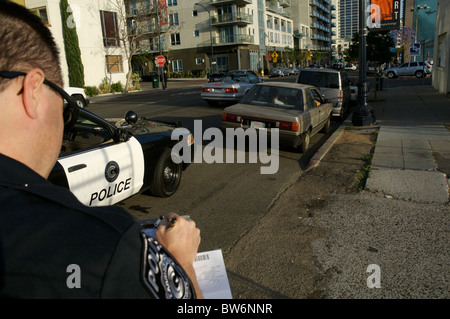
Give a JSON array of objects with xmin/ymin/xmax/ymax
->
[
  {"xmin": 224, "ymin": 103, "xmax": 303, "ymax": 122},
  {"xmin": 107, "ymin": 117, "xmax": 176, "ymax": 136}
]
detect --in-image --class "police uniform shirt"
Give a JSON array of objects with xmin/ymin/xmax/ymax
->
[{"xmin": 0, "ymin": 153, "xmax": 153, "ymax": 298}]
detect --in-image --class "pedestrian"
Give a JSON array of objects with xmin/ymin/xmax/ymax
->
[{"xmin": 0, "ymin": 0, "xmax": 202, "ymax": 299}]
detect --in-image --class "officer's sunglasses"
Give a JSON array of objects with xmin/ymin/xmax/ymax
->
[{"xmin": 0, "ymin": 71, "xmax": 78, "ymax": 127}]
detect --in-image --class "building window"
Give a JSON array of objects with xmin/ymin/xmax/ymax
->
[
  {"xmin": 194, "ymin": 30, "xmax": 200, "ymax": 37},
  {"xmin": 172, "ymin": 60, "xmax": 183, "ymax": 72},
  {"xmin": 193, "ymin": 10, "xmax": 198, "ymax": 17},
  {"xmin": 30, "ymin": 7, "xmax": 49, "ymax": 25},
  {"xmin": 106, "ymin": 55, "xmax": 123, "ymax": 73},
  {"xmin": 168, "ymin": 0, "xmax": 177, "ymax": 6},
  {"xmin": 171, "ymin": 33, "xmax": 181, "ymax": 45},
  {"xmin": 216, "ymin": 56, "xmax": 228, "ymax": 72},
  {"xmin": 100, "ymin": 11, "xmax": 120, "ymax": 47},
  {"xmin": 169, "ymin": 13, "xmax": 179, "ymax": 26},
  {"xmin": 195, "ymin": 58, "xmax": 203, "ymax": 65}
]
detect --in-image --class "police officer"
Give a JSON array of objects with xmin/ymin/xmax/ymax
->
[{"xmin": 0, "ymin": 0, "xmax": 202, "ymax": 298}]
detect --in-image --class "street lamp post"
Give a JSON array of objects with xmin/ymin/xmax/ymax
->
[
  {"xmin": 195, "ymin": 2, "xmax": 215, "ymax": 75},
  {"xmin": 411, "ymin": 4, "xmax": 429, "ymax": 62},
  {"xmin": 351, "ymin": 0, "xmax": 375, "ymax": 127}
]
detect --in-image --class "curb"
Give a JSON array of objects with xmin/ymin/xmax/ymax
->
[{"xmin": 306, "ymin": 116, "xmax": 351, "ymax": 171}]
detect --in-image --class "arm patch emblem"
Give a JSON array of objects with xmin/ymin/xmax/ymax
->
[{"xmin": 140, "ymin": 228, "xmax": 195, "ymax": 299}]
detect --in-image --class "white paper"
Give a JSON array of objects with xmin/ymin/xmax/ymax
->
[{"xmin": 193, "ymin": 249, "xmax": 232, "ymax": 299}]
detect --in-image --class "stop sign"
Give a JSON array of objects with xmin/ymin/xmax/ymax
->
[{"xmin": 156, "ymin": 55, "xmax": 166, "ymax": 67}]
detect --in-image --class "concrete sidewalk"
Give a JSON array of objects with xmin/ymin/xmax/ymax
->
[{"xmin": 365, "ymin": 85, "xmax": 450, "ymax": 204}]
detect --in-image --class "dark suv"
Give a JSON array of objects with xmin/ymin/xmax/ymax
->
[{"xmin": 296, "ymin": 69, "xmax": 351, "ymax": 120}]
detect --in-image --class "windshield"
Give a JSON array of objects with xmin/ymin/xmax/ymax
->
[
  {"xmin": 222, "ymin": 71, "xmax": 246, "ymax": 82},
  {"xmin": 240, "ymin": 85, "xmax": 304, "ymax": 111},
  {"xmin": 297, "ymin": 71, "xmax": 339, "ymax": 89}
]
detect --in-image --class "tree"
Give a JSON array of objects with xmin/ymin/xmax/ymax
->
[
  {"xmin": 60, "ymin": 0, "xmax": 85, "ymax": 87},
  {"xmin": 108, "ymin": 0, "xmax": 181, "ymax": 92},
  {"xmin": 348, "ymin": 30, "xmax": 396, "ymax": 64}
]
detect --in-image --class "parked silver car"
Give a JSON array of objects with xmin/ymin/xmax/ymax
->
[
  {"xmin": 201, "ymin": 70, "xmax": 262, "ymax": 106},
  {"xmin": 221, "ymin": 82, "xmax": 332, "ymax": 152},
  {"xmin": 385, "ymin": 61, "xmax": 432, "ymax": 79}
]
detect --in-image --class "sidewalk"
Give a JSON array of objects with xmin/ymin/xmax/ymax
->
[{"xmin": 365, "ymin": 85, "xmax": 450, "ymax": 204}]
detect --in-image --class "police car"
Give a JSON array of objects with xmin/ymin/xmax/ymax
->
[{"xmin": 48, "ymin": 107, "xmax": 194, "ymax": 207}]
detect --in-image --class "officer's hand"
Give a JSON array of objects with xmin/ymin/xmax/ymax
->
[{"xmin": 155, "ymin": 213, "xmax": 203, "ymax": 298}]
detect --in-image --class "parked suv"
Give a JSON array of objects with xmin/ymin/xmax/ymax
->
[
  {"xmin": 384, "ymin": 61, "xmax": 432, "ymax": 79},
  {"xmin": 296, "ymin": 69, "xmax": 351, "ymax": 120}
]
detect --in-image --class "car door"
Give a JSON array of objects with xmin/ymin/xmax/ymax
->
[
  {"xmin": 397, "ymin": 63, "xmax": 409, "ymax": 76},
  {"xmin": 56, "ymin": 110, "xmax": 145, "ymax": 207},
  {"xmin": 408, "ymin": 62, "xmax": 418, "ymax": 75},
  {"xmin": 304, "ymin": 88, "xmax": 320, "ymax": 131},
  {"xmin": 309, "ymin": 88, "xmax": 328, "ymax": 127}
]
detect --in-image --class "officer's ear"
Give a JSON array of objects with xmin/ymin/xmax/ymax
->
[{"xmin": 21, "ymin": 68, "xmax": 46, "ymax": 121}]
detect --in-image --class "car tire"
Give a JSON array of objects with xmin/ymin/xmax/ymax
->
[
  {"xmin": 299, "ymin": 130, "xmax": 311, "ymax": 153},
  {"xmin": 415, "ymin": 70, "xmax": 424, "ymax": 78},
  {"xmin": 150, "ymin": 148, "xmax": 182, "ymax": 197},
  {"xmin": 321, "ymin": 116, "xmax": 331, "ymax": 134},
  {"xmin": 387, "ymin": 72, "xmax": 395, "ymax": 79},
  {"xmin": 72, "ymin": 95, "xmax": 86, "ymax": 108}
]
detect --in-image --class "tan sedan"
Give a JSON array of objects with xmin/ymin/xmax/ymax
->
[{"xmin": 221, "ymin": 82, "xmax": 332, "ymax": 152}]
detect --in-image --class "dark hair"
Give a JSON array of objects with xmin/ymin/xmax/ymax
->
[{"xmin": 0, "ymin": 0, "xmax": 63, "ymax": 91}]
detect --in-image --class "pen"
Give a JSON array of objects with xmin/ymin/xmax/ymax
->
[
  {"xmin": 154, "ymin": 215, "xmax": 191, "ymax": 228},
  {"xmin": 168, "ymin": 217, "xmax": 177, "ymax": 228}
]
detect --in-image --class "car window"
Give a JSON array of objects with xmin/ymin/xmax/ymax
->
[
  {"xmin": 304, "ymin": 89, "xmax": 316, "ymax": 111},
  {"xmin": 400, "ymin": 63, "xmax": 408, "ymax": 68},
  {"xmin": 298, "ymin": 71, "xmax": 339, "ymax": 89},
  {"xmin": 247, "ymin": 73, "xmax": 259, "ymax": 84},
  {"xmin": 241, "ymin": 85, "xmax": 304, "ymax": 111},
  {"xmin": 309, "ymin": 88, "xmax": 323, "ymax": 107},
  {"xmin": 60, "ymin": 112, "xmax": 114, "ymax": 156},
  {"xmin": 410, "ymin": 62, "xmax": 418, "ymax": 67}
]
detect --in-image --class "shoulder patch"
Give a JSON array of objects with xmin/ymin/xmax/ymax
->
[{"xmin": 140, "ymin": 228, "xmax": 195, "ymax": 299}]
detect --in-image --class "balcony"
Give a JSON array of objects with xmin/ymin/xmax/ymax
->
[
  {"xmin": 197, "ymin": 34, "xmax": 255, "ymax": 47},
  {"xmin": 211, "ymin": 12, "xmax": 253, "ymax": 26},
  {"xmin": 209, "ymin": 0, "xmax": 252, "ymax": 6}
]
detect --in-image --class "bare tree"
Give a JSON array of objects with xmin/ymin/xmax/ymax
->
[{"xmin": 108, "ymin": 0, "xmax": 180, "ymax": 92}]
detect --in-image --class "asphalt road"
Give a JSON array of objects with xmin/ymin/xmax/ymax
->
[{"xmin": 87, "ymin": 75, "xmax": 340, "ymax": 252}]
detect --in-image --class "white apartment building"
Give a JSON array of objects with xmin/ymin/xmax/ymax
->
[
  {"xmin": 133, "ymin": 0, "xmax": 294, "ymax": 75},
  {"xmin": 25, "ymin": 0, "xmax": 129, "ymax": 88}
]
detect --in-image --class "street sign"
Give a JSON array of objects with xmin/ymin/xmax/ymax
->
[
  {"xmin": 410, "ymin": 43, "xmax": 421, "ymax": 56},
  {"xmin": 156, "ymin": 55, "xmax": 166, "ymax": 67},
  {"xmin": 271, "ymin": 51, "xmax": 279, "ymax": 63}
]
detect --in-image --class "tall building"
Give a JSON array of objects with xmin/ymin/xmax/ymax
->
[
  {"xmin": 339, "ymin": 0, "xmax": 358, "ymax": 41},
  {"xmin": 291, "ymin": 0, "xmax": 332, "ymax": 53}
]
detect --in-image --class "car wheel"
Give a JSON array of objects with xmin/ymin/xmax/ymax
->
[
  {"xmin": 72, "ymin": 95, "xmax": 86, "ymax": 108},
  {"xmin": 321, "ymin": 116, "xmax": 331, "ymax": 134},
  {"xmin": 415, "ymin": 70, "xmax": 423, "ymax": 78},
  {"xmin": 387, "ymin": 72, "xmax": 395, "ymax": 79},
  {"xmin": 299, "ymin": 130, "xmax": 311, "ymax": 153},
  {"xmin": 150, "ymin": 148, "xmax": 182, "ymax": 197}
]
